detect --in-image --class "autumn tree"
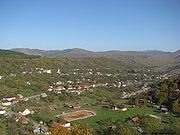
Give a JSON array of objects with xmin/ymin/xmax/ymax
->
[
  {"xmin": 49, "ymin": 124, "xmax": 92, "ymax": 135},
  {"xmin": 49, "ymin": 123, "xmax": 70, "ymax": 135}
]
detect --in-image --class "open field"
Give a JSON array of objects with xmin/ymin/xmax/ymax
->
[
  {"xmin": 59, "ymin": 110, "xmax": 95, "ymax": 121},
  {"xmin": 72, "ymin": 107, "xmax": 157, "ymax": 128}
]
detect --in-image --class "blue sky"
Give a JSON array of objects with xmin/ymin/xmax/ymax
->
[{"xmin": 0, "ymin": 0, "xmax": 180, "ymax": 52}]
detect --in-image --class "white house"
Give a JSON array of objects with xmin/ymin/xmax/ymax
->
[
  {"xmin": 2, "ymin": 102, "xmax": 11, "ymax": 106},
  {"xmin": 56, "ymin": 117, "xmax": 71, "ymax": 127},
  {"xmin": 46, "ymin": 69, "xmax": 51, "ymax": 74},
  {"xmin": 43, "ymin": 69, "xmax": 51, "ymax": 74},
  {"xmin": 121, "ymin": 107, "xmax": 128, "ymax": 111},
  {"xmin": 0, "ymin": 109, "xmax": 6, "ymax": 115},
  {"xmin": 56, "ymin": 86, "xmax": 65, "ymax": 90},
  {"xmin": 41, "ymin": 93, "xmax": 47, "ymax": 98},
  {"xmin": 19, "ymin": 108, "xmax": 31, "ymax": 116},
  {"xmin": 0, "ymin": 75, "xmax": 4, "ymax": 79},
  {"xmin": 57, "ymin": 69, "xmax": 61, "ymax": 74},
  {"xmin": 47, "ymin": 86, "xmax": 53, "ymax": 92},
  {"xmin": 56, "ymin": 81, "xmax": 63, "ymax": 85},
  {"xmin": 3, "ymin": 97, "xmax": 16, "ymax": 102}
]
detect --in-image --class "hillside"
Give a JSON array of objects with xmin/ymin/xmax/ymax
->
[
  {"xmin": 0, "ymin": 49, "xmax": 40, "ymax": 59},
  {"xmin": 11, "ymin": 48, "xmax": 93, "ymax": 57},
  {"xmin": 11, "ymin": 48, "xmax": 180, "ymax": 69}
]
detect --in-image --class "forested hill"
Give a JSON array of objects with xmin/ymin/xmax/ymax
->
[
  {"xmin": 11, "ymin": 48, "xmax": 180, "ymax": 68},
  {"xmin": 0, "ymin": 49, "xmax": 40, "ymax": 59},
  {"xmin": 0, "ymin": 50, "xmax": 138, "ymax": 98}
]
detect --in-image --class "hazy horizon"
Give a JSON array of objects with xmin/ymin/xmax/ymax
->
[{"xmin": 1, "ymin": 47, "xmax": 178, "ymax": 53}]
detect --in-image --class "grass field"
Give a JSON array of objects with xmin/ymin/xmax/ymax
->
[{"xmin": 72, "ymin": 107, "xmax": 156, "ymax": 128}]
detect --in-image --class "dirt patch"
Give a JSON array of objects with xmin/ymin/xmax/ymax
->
[{"xmin": 61, "ymin": 110, "xmax": 95, "ymax": 121}]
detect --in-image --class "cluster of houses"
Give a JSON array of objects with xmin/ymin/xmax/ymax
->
[
  {"xmin": 94, "ymin": 80, "xmax": 135, "ymax": 88},
  {"xmin": 46, "ymin": 79, "xmax": 138, "ymax": 95},
  {"xmin": 33, "ymin": 116, "xmax": 71, "ymax": 134},
  {"xmin": 0, "ymin": 92, "xmax": 47, "ymax": 117},
  {"xmin": 109, "ymin": 104, "xmax": 128, "ymax": 111},
  {"xmin": 0, "ymin": 66, "xmax": 174, "ymax": 134},
  {"xmin": 0, "ymin": 96, "xmax": 18, "ymax": 115},
  {"xmin": 120, "ymin": 83, "xmax": 150, "ymax": 99},
  {"xmin": 47, "ymin": 83, "xmax": 93, "ymax": 95}
]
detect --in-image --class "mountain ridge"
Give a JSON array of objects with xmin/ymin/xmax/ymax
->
[
  {"xmin": 11, "ymin": 48, "xmax": 178, "ymax": 55},
  {"xmin": 10, "ymin": 48, "xmax": 180, "ymax": 68}
]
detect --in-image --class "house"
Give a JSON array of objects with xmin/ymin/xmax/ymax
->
[
  {"xmin": 175, "ymin": 89, "xmax": 180, "ymax": 92},
  {"xmin": 2, "ymin": 102, "xmax": 11, "ymax": 106},
  {"xmin": 3, "ymin": 97, "xmax": 16, "ymax": 102},
  {"xmin": 0, "ymin": 109, "xmax": 6, "ymax": 115},
  {"xmin": 56, "ymin": 86, "xmax": 65, "ymax": 90},
  {"xmin": 161, "ymin": 107, "xmax": 168, "ymax": 114},
  {"xmin": 33, "ymin": 123, "xmax": 50, "ymax": 134},
  {"xmin": 56, "ymin": 81, "xmax": 63, "ymax": 85},
  {"xmin": 122, "ymin": 84, "xmax": 127, "ymax": 87},
  {"xmin": 131, "ymin": 116, "xmax": 140, "ymax": 123},
  {"xmin": 110, "ymin": 105, "xmax": 118, "ymax": 110},
  {"xmin": 19, "ymin": 108, "xmax": 31, "ymax": 116},
  {"xmin": 39, "ymin": 125, "xmax": 50, "ymax": 134},
  {"xmin": 83, "ymin": 85, "xmax": 89, "ymax": 89},
  {"xmin": 16, "ymin": 115, "xmax": 28, "ymax": 124},
  {"xmin": 47, "ymin": 86, "xmax": 53, "ymax": 92},
  {"xmin": 41, "ymin": 93, "xmax": 47, "ymax": 98},
  {"xmin": 33, "ymin": 124, "xmax": 41, "ymax": 134},
  {"xmin": 72, "ymin": 104, "xmax": 81, "ymax": 109},
  {"xmin": 43, "ymin": 69, "xmax": 51, "ymax": 74},
  {"xmin": 26, "ymin": 82, "xmax": 31, "ymax": 85},
  {"xmin": 55, "ymin": 117, "xmax": 71, "ymax": 127},
  {"xmin": 54, "ymin": 86, "xmax": 66, "ymax": 94},
  {"xmin": 57, "ymin": 69, "xmax": 61, "ymax": 74},
  {"xmin": 121, "ymin": 107, "xmax": 128, "ymax": 111},
  {"xmin": 0, "ymin": 75, "xmax": 4, "ymax": 79}
]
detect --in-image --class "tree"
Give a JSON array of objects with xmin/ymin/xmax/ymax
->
[
  {"xmin": 140, "ymin": 116, "xmax": 164, "ymax": 134},
  {"xmin": 49, "ymin": 123, "xmax": 70, "ymax": 135},
  {"xmin": 172, "ymin": 100, "xmax": 180, "ymax": 114},
  {"xmin": 109, "ymin": 124, "xmax": 139, "ymax": 135},
  {"xmin": 71, "ymin": 124, "xmax": 93, "ymax": 135},
  {"xmin": 49, "ymin": 124, "xmax": 92, "ymax": 135}
]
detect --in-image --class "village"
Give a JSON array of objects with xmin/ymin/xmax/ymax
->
[{"xmin": 0, "ymin": 66, "xmax": 174, "ymax": 134}]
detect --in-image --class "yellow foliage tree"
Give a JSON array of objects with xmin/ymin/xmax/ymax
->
[{"xmin": 49, "ymin": 124, "xmax": 93, "ymax": 135}]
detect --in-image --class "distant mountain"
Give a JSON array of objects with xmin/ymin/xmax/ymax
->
[
  {"xmin": 11, "ymin": 48, "xmax": 180, "ymax": 69},
  {"xmin": 173, "ymin": 50, "xmax": 180, "ymax": 61},
  {"xmin": 11, "ymin": 48, "xmax": 93, "ymax": 57},
  {"xmin": 11, "ymin": 48, "xmax": 49, "ymax": 56}
]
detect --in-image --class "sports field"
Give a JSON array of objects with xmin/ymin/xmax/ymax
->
[{"xmin": 60, "ymin": 110, "xmax": 96, "ymax": 121}]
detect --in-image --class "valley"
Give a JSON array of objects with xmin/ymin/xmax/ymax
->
[{"xmin": 0, "ymin": 49, "xmax": 179, "ymax": 134}]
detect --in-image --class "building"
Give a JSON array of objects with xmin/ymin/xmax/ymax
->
[
  {"xmin": 19, "ymin": 108, "xmax": 31, "ymax": 116},
  {"xmin": 110, "ymin": 105, "xmax": 118, "ymax": 110},
  {"xmin": 55, "ymin": 117, "xmax": 71, "ymax": 127},
  {"xmin": 131, "ymin": 116, "xmax": 140, "ymax": 123},
  {"xmin": 72, "ymin": 104, "xmax": 81, "ymax": 109},
  {"xmin": 0, "ymin": 109, "xmax": 6, "ymax": 115}
]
